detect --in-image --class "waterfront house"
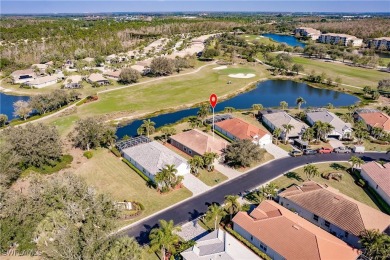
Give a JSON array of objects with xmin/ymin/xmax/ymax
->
[
  {"xmin": 306, "ymin": 110, "xmax": 352, "ymax": 140},
  {"xmin": 11, "ymin": 69, "xmax": 36, "ymax": 84},
  {"xmin": 26, "ymin": 75, "xmax": 59, "ymax": 88},
  {"xmin": 356, "ymin": 109, "xmax": 390, "ymax": 133}
]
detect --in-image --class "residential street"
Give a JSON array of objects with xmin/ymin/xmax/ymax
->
[{"xmin": 120, "ymin": 152, "xmax": 388, "ymax": 244}]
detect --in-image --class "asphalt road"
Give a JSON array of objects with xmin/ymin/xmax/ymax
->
[{"xmin": 120, "ymin": 152, "xmax": 388, "ymax": 244}]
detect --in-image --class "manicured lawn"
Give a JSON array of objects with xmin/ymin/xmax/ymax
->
[
  {"xmin": 360, "ymin": 139, "xmax": 390, "ymax": 152},
  {"xmin": 291, "ymin": 56, "xmax": 387, "ymax": 88},
  {"xmin": 198, "ymin": 169, "xmax": 228, "ymax": 186},
  {"xmin": 241, "ymin": 34, "xmax": 281, "ymax": 46},
  {"xmin": 271, "ymin": 162, "xmax": 380, "ymax": 210},
  {"xmin": 78, "ymin": 64, "xmax": 267, "ymax": 117},
  {"xmin": 48, "ymin": 114, "xmax": 80, "ymax": 137},
  {"xmin": 74, "ymin": 148, "xmax": 193, "ymax": 224}
]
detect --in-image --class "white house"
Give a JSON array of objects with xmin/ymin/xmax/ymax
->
[
  {"xmin": 260, "ymin": 110, "xmax": 308, "ymax": 140},
  {"xmin": 181, "ymin": 229, "xmax": 259, "ymax": 260},
  {"xmin": 318, "ymin": 33, "xmax": 363, "ymax": 47},
  {"xmin": 233, "ymin": 200, "xmax": 360, "ymax": 260},
  {"xmin": 26, "ymin": 75, "xmax": 59, "ymax": 88},
  {"xmin": 278, "ymin": 181, "xmax": 390, "ymax": 248},
  {"xmin": 306, "ymin": 110, "xmax": 352, "ymax": 140},
  {"xmin": 214, "ymin": 117, "xmax": 272, "ymax": 148},
  {"xmin": 121, "ymin": 141, "xmax": 190, "ymax": 182},
  {"xmin": 360, "ymin": 161, "xmax": 390, "ymax": 206},
  {"xmin": 11, "ymin": 69, "xmax": 37, "ymax": 84}
]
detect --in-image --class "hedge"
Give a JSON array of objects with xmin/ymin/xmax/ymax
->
[
  {"xmin": 213, "ymin": 129, "xmax": 234, "ymax": 143},
  {"xmin": 225, "ymin": 227, "xmax": 272, "ymax": 260},
  {"xmin": 366, "ymin": 186, "xmax": 390, "ymax": 214},
  {"xmin": 122, "ymin": 159, "xmax": 153, "ymax": 184},
  {"xmin": 111, "ymin": 147, "xmax": 121, "ymax": 157}
]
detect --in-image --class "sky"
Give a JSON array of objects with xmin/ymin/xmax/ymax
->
[{"xmin": 1, "ymin": 1, "xmax": 389, "ymax": 14}]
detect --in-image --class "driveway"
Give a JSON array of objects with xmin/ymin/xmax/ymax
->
[
  {"xmin": 182, "ymin": 173, "xmax": 210, "ymax": 195},
  {"xmin": 264, "ymin": 143, "xmax": 289, "ymax": 159},
  {"xmin": 119, "ymin": 152, "xmax": 388, "ymax": 244},
  {"xmin": 328, "ymin": 138, "xmax": 344, "ymax": 148}
]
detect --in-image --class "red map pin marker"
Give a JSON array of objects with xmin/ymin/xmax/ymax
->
[{"xmin": 210, "ymin": 94, "xmax": 217, "ymax": 108}]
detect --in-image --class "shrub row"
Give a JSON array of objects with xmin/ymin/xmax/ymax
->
[
  {"xmin": 213, "ymin": 129, "xmax": 234, "ymax": 143},
  {"xmin": 366, "ymin": 186, "xmax": 390, "ymax": 214},
  {"xmin": 111, "ymin": 147, "xmax": 122, "ymax": 157},
  {"xmin": 224, "ymin": 227, "xmax": 271, "ymax": 260},
  {"xmin": 121, "ymin": 159, "xmax": 152, "ymax": 184}
]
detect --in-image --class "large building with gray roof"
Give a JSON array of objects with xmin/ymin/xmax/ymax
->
[
  {"xmin": 260, "ymin": 110, "xmax": 308, "ymax": 140},
  {"xmin": 306, "ymin": 110, "xmax": 352, "ymax": 140},
  {"xmin": 122, "ymin": 141, "xmax": 190, "ymax": 182}
]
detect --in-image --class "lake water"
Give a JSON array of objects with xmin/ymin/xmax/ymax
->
[
  {"xmin": 0, "ymin": 92, "xmax": 30, "ymax": 119},
  {"xmin": 262, "ymin": 33, "xmax": 306, "ymax": 48},
  {"xmin": 116, "ymin": 80, "xmax": 359, "ymax": 139}
]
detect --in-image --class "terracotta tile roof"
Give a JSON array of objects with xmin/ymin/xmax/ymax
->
[
  {"xmin": 233, "ymin": 201, "xmax": 360, "ymax": 260},
  {"xmin": 215, "ymin": 118, "xmax": 269, "ymax": 141},
  {"xmin": 279, "ymin": 182, "xmax": 390, "ymax": 236},
  {"xmin": 361, "ymin": 162, "xmax": 390, "ymax": 198},
  {"xmin": 170, "ymin": 129, "xmax": 228, "ymax": 155},
  {"xmin": 358, "ymin": 112, "xmax": 390, "ymax": 132}
]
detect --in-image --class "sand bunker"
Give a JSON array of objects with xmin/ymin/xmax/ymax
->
[
  {"xmin": 213, "ymin": 65, "xmax": 228, "ymax": 70},
  {"xmin": 228, "ymin": 73, "xmax": 256, "ymax": 79}
]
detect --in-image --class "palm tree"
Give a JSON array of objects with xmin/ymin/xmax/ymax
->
[
  {"xmin": 137, "ymin": 119, "xmax": 156, "ymax": 137},
  {"xmin": 272, "ymin": 128, "xmax": 282, "ymax": 145},
  {"xmin": 280, "ymin": 101, "xmax": 288, "ymax": 110},
  {"xmin": 282, "ymin": 124, "xmax": 294, "ymax": 144},
  {"xmin": 149, "ymin": 219, "xmax": 181, "ymax": 260},
  {"xmin": 359, "ymin": 229, "xmax": 390, "ymax": 260},
  {"xmin": 296, "ymin": 97, "xmax": 306, "ymax": 111},
  {"xmin": 341, "ymin": 113, "xmax": 354, "ymax": 124},
  {"xmin": 354, "ymin": 129, "xmax": 369, "ymax": 144},
  {"xmin": 302, "ymin": 127, "xmax": 315, "ymax": 143},
  {"xmin": 251, "ymin": 104, "xmax": 263, "ymax": 117},
  {"xmin": 155, "ymin": 168, "xmax": 170, "ymax": 191},
  {"xmin": 197, "ymin": 103, "xmax": 210, "ymax": 123},
  {"xmin": 164, "ymin": 164, "xmax": 178, "ymax": 186},
  {"xmin": 224, "ymin": 195, "xmax": 240, "ymax": 221},
  {"xmin": 371, "ymin": 127, "xmax": 384, "ymax": 139},
  {"xmin": 188, "ymin": 155, "xmax": 204, "ymax": 176},
  {"xmin": 204, "ymin": 203, "xmax": 225, "ymax": 230},
  {"xmin": 261, "ymin": 182, "xmax": 278, "ymax": 199},
  {"xmin": 188, "ymin": 117, "xmax": 202, "ymax": 129},
  {"xmin": 202, "ymin": 152, "xmax": 219, "ymax": 172},
  {"xmin": 322, "ymin": 122, "xmax": 335, "ymax": 140},
  {"xmin": 303, "ymin": 164, "xmax": 319, "ymax": 180},
  {"xmin": 161, "ymin": 127, "xmax": 176, "ymax": 143},
  {"xmin": 313, "ymin": 121, "xmax": 325, "ymax": 142},
  {"xmin": 349, "ymin": 156, "xmax": 364, "ymax": 172}
]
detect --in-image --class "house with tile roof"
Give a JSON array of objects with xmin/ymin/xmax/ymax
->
[
  {"xmin": 260, "ymin": 110, "xmax": 308, "ymax": 140},
  {"xmin": 360, "ymin": 161, "xmax": 390, "ymax": 206},
  {"xmin": 356, "ymin": 110, "xmax": 390, "ymax": 133},
  {"xmin": 122, "ymin": 141, "xmax": 190, "ymax": 182},
  {"xmin": 214, "ymin": 118, "xmax": 272, "ymax": 148},
  {"xmin": 170, "ymin": 129, "xmax": 228, "ymax": 156},
  {"xmin": 306, "ymin": 110, "xmax": 352, "ymax": 140},
  {"xmin": 11, "ymin": 69, "xmax": 37, "ymax": 84},
  {"xmin": 278, "ymin": 181, "xmax": 390, "ymax": 248},
  {"xmin": 233, "ymin": 200, "xmax": 360, "ymax": 260},
  {"xmin": 181, "ymin": 229, "xmax": 259, "ymax": 260}
]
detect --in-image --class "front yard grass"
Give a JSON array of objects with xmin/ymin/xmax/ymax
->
[
  {"xmin": 271, "ymin": 162, "xmax": 380, "ymax": 210},
  {"xmin": 74, "ymin": 148, "xmax": 193, "ymax": 224}
]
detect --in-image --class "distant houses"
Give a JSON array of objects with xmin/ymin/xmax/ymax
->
[
  {"xmin": 360, "ymin": 161, "xmax": 390, "ymax": 206},
  {"xmin": 369, "ymin": 37, "xmax": 390, "ymax": 51},
  {"xmin": 318, "ymin": 33, "xmax": 363, "ymax": 47},
  {"xmin": 169, "ymin": 129, "xmax": 228, "ymax": 156},
  {"xmin": 26, "ymin": 74, "xmax": 59, "ymax": 88},
  {"xmin": 215, "ymin": 117, "xmax": 272, "ymax": 148},
  {"xmin": 87, "ymin": 73, "xmax": 110, "ymax": 86},
  {"xmin": 64, "ymin": 75, "xmax": 83, "ymax": 89},
  {"xmin": 11, "ymin": 69, "xmax": 37, "ymax": 84},
  {"xmin": 104, "ymin": 70, "xmax": 121, "ymax": 81},
  {"xmin": 121, "ymin": 141, "xmax": 190, "ymax": 182},
  {"xmin": 355, "ymin": 109, "xmax": 390, "ymax": 133},
  {"xmin": 278, "ymin": 181, "xmax": 390, "ymax": 248},
  {"xmin": 306, "ymin": 110, "xmax": 352, "ymax": 140},
  {"xmin": 260, "ymin": 110, "xmax": 308, "ymax": 140},
  {"xmin": 293, "ymin": 27, "xmax": 321, "ymax": 40},
  {"xmin": 233, "ymin": 200, "xmax": 360, "ymax": 260}
]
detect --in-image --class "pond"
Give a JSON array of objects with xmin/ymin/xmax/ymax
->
[
  {"xmin": 262, "ymin": 33, "xmax": 306, "ymax": 48},
  {"xmin": 0, "ymin": 92, "xmax": 30, "ymax": 119},
  {"xmin": 116, "ymin": 80, "xmax": 359, "ymax": 139}
]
